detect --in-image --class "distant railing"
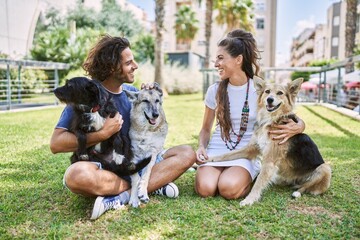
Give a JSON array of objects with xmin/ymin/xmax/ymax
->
[
  {"xmin": 200, "ymin": 55, "xmax": 360, "ymax": 115},
  {"xmin": 0, "ymin": 59, "xmax": 70, "ymax": 111}
]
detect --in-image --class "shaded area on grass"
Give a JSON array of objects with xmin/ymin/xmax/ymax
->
[
  {"xmin": 1, "ymin": 97, "xmax": 359, "ymax": 239},
  {"xmin": 303, "ymin": 105, "xmax": 359, "ymax": 138}
]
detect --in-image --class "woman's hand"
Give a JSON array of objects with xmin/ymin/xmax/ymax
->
[
  {"xmin": 195, "ymin": 146, "xmax": 208, "ymax": 165},
  {"xmin": 269, "ymin": 118, "xmax": 305, "ymax": 145}
]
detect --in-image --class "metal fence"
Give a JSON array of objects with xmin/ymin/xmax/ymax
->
[
  {"xmin": 0, "ymin": 59, "xmax": 70, "ymax": 111},
  {"xmin": 201, "ymin": 55, "xmax": 360, "ymax": 115}
]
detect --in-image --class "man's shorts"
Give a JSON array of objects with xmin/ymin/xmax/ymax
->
[{"xmin": 63, "ymin": 149, "xmax": 167, "ymax": 189}]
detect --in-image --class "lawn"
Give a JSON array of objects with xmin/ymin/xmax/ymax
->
[{"xmin": 0, "ymin": 93, "xmax": 359, "ymax": 239}]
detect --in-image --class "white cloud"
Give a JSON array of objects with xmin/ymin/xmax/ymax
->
[
  {"xmin": 275, "ymin": 39, "xmax": 293, "ymax": 67},
  {"xmin": 276, "ymin": 16, "xmax": 317, "ymax": 67},
  {"xmin": 293, "ymin": 15, "xmax": 316, "ymax": 38}
]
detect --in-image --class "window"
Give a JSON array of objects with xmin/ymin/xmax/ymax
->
[
  {"xmin": 255, "ymin": 2, "xmax": 265, "ymax": 11},
  {"xmin": 332, "ymin": 37, "xmax": 339, "ymax": 47},
  {"xmin": 256, "ymin": 18, "xmax": 264, "ymax": 29},
  {"xmin": 333, "ymin": 16, "xmax": 340, "ymax": 26}
]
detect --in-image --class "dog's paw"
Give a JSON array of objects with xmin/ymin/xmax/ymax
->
[
  {"xmin": 239, "ymin": 198, "xmax": 256, "ymax": 207},
  {"xmin": 129, "ymin": 196, "xmax": 140, "ymax": 208},
  {"xmin": 138, "ymin": 193, "xmax": 149, "ymax": 204},
  {"xmin": 138, "ymin": 186, "xmax": 149, "ymax": 204},
  {"xmin": 292, "ymin": 191, "xmax": 301, "ymax": 198},
  {"xmin": 79, "ymin": 154, "xmax": 89, "ymax": 160}
]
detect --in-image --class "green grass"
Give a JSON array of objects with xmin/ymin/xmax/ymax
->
[{"xmin": 0, "ymin": 93, "xmax": 359, "ymax": 239}]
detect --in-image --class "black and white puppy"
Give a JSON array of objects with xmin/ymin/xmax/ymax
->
[{"xmin": 54, "ymin": 77, "xmax": 150, "ymax": 176}]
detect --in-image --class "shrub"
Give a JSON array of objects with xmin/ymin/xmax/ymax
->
[{"xmin": 135, "ymin": 61, "xmax": 202, "ymax": 94}]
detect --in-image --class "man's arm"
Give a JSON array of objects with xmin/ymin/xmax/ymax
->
[{"xmin": 50, "ymin": 112, "xmax": 123, "ymax": 153}]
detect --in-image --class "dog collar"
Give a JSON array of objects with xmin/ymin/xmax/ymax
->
[{"xmin": 91, "ymin": 105, "xmax": 100, "ymax": 113}]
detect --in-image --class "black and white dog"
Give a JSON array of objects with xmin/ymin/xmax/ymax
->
[{"xmin": 54, "ymin": 77, "xmax": 150, "ymax": 176}]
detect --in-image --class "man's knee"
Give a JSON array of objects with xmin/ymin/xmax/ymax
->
[
  {"xmin": 177, "ymin": 145, "xmax": 196, "ymax": 167},
  {"xmin": 64, "ymin": 162, "xmax": 95, "ymax": 193}
]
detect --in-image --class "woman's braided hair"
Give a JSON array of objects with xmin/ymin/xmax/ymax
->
[{"xmin": 215, "ymin": 29, "xmax": 261, "ymax": 141}]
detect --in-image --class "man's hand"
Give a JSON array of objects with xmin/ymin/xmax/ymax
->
[
  {"xmin": 269, "ymin": 118, "xmax": 305, "ymax": 145},
  {"xmin": 99, "ymin": 112, "xmax": 123, "ymax": 140}
]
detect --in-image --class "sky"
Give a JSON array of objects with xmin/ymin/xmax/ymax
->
[{"xmin": 128, "ymin": 0, "xmax": 337, "ymax": 66}]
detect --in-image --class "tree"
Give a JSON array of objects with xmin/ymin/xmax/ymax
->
[
  {"xmin": 98, "ymin": 0, "xmax": 143, "ymax": 37},
  {"xmin": 174, "ymin": 5, "xmax": 199, "ymax": 50},
  {"xmin": 132, "ymin": 34, "xmax": 155, "ymax": 63},
  {"xmin": 154, "ymin": 0, "xmax": 165, "ymax": 88},
  {"xmin": 214, "ymin": 0, "xmax": 254, "ymax": 33},
  {"xmin": 193, "ymin": 0, "xmax": 213, "ymax": 69},
  {"xmin": 345, "ymin": 0, "xmax": 357, "ymax": 73},
  {"xmin": 31, "ymin": 26, "xmax": 102, "ymax": 81},
  {"xmin": 355, "ymin": 44, "xmax": 360, "ymax": 69},
  {"xmin": 204, "ymin": 0, "xmax": 214, "ymax": 68},
  {"xmin": 66, "ymin": 2, "xmax": 98, "ymax": 29},
  {"xmin": 198, "ymin": 0, "xmax": 254, "ymax": 68}
]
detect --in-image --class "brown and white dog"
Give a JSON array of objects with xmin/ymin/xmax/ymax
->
[{"xmin": 205, "ymin": 77, "xmax": 331, "ymax": 206}]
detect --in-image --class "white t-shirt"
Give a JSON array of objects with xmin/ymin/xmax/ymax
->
[{"xmin": 201, "ymin": 79, "xmax": 261, "ymax": 179}]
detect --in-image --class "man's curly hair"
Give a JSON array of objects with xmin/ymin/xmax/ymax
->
[{"xmin": 83, "ymin": 34, "xmax": 130, "ymax": 82}]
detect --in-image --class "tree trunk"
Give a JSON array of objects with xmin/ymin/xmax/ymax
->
[
  {"xmin": 204, "ymin": 0, "xmax": 213, "ymax": 69},
  {"xmin": 345, "ymin": 0, "xmax": 357, "ymax": 73},
  {"xmin": 154, "ymin": 0, "xmax": 165, "ymax": 88}
]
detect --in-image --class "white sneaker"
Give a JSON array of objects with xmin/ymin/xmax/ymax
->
[
  {"xmin": 153, "ymin": 182, "xmax": 179, "ymax": 198},
  {"xmin": 90, "ymin": 195, "xmax": 125, "ymax": 220}
]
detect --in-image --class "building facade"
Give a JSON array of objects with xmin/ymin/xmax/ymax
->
[
  {"xmin": 290, "ymin": 0, "xmax": 360, "ymax": 67},
  {"xmin": 0, "ymin": 0, "xmax": 147, "ymax": 58},
  {"xmin": 162, "ymin": 0, "xmax": 277, "ymax": 69},
  {"xmin": 290, "ymin": 28, "xmax": 315, "ymax": 67}
]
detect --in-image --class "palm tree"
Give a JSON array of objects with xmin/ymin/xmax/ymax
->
[
  {"xmin": 154, "ymin": 0, "xmax": 165, "ymax": 88},
  {"xmin": 345, "ymin": 0, "xmax": 357, "ymax": 73},
  {"xmin": 204, "ymin": 0, "xmax": 214, "ymax": 69},
  {"xmin": 198, "ymin": 0, "xmax": 254, "ymax": 68},
  {"xmin": 214, "ymin": 0, "xmax": 254, "ymax": 33},
  {"xmin": 174, "ymin": 5, "xmax": 199, "ymax": 50}
]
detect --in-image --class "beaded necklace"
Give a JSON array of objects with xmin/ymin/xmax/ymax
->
[{"xmin": 224, "ymin": 79, "xmax": 250, "ymax": 151}]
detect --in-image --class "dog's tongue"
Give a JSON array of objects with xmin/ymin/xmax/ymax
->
[
  {"xmin": 266, "ymin": 104, "xmax": 274, "ymax": 110},
  {"xmin": 149, "ymin": 118, "xmax": 157, "ymax": 125}
]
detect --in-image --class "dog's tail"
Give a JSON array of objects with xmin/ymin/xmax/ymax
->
[
  {"xmin": 92, "ymin": 155, "xmax": 152, "ymax": 177},
  {"xmin": 126, "ymin": 156, "xmax": 152, "ymax": 175}
]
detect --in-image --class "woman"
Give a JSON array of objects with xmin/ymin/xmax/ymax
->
[{"xmin": 195, "ymin": 29, "xmax": 305, "ymax": 199}]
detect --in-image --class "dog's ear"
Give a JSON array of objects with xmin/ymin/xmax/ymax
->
[
  {"xmin": 153, "ymin": 82, "xmax": 163, "ymax": 96},
  {"xmin": 124, "ymin": 90, "xmax": 139, "ymax": 102},
  {"xmin": 253, "ymin": 76, "xmax": 266, "ymax": 92},
  {"xmin": 289, "ymin": 78, "xmax": 303, "ymax": 95},
  {"xmin": 87, "ymin": 81, "xmax": 99, "ymax": 92}
]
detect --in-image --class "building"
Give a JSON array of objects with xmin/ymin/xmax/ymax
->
[
  {"xmin": 290, "ymin": 0, "xmax": 360, "ymax": 67},
  {"xmin": 162, "ymin": 0, "xmax": 277, "ymax": 69},
  {"xmin": 357, "ymin": 0, "xmax": 360, "ymax": 45},
  {"xmin": 290, "ymin": 28, "xmax": 315, "ymax": 67},
  {"xmin": 0, "ymin": 0, "xmax": 148, "ymax": 58},
  {"xmin": 325, "ymin": 0, "xmax": 347, "ymax": 60},
  {"xmin": 255, "ymin": 0, "xmax": 277, "ymax": 68},
  {"xmin": 314, "ymin": 24, "xmax": 327, "ymax": 60}
]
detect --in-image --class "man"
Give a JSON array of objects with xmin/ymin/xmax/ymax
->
[{"xmin": 50, "ymin": 35, "xmax": 196, "ymax": 220}]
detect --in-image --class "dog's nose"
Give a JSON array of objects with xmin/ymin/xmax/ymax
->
[
  {"xmin": 153, "ymin": 112, "xmax": 159, "ymax": 118},
  {"xmin": 267, "ymin": 97, "xmax": 274, "ymax": 104}
]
